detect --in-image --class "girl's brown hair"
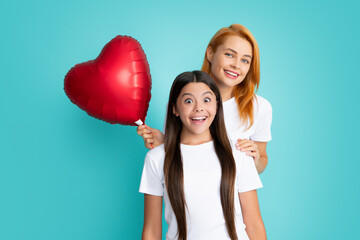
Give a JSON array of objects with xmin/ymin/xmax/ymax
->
[
  {"xmin": 164, "ymin": 71, "xmax": 238, "ymax": 240},
  {"xmin": 201, "ymin": 24, "xmax": 260, "ymax": 129}
]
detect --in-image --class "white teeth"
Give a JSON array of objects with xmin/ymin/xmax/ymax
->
[
  {"xmin": 192, "ymin": 117, "xmax": 206, "ymax": 120},
  {"xmin": 225, "ymin": 71, "xmax": 238, "ymax": 77}
]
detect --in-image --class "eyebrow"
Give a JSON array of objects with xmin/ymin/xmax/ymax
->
[
  {"xmin": 182, "ymin": 91, "xmax": 213, "ymax": 97},
  {"xmin": 224, "ymin": 48, "xmax": 252, "ymax": 58}
]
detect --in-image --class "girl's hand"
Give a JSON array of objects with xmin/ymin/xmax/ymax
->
[
  {"xmin": 236, "ymin": 139, "xmax": 260, "ymax": 165},
  {"xmin": 137, "ymin": 124, "xmax": 165, "ymax": 149}
]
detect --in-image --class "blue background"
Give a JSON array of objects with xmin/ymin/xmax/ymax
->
[{"xmin": 1, "ymin": 0, "xmax": 359, "ymax": 239}]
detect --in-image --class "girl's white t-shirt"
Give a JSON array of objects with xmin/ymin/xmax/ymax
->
[
  {"xmin": 139, "ymin": 141, "xmax": 262, "ymax": 240},
  {"xmin": 222, "ymin": 95, "xmax": 272, "ymax": 146}
]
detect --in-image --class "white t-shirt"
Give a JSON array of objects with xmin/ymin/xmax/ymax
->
[
  {"xmin": 139, "ymin": 141, "xmax": 263, "ymax": 240},
  {"xmin": 223, "ymin": 95, "xmax": 272, "ymax": 146}
]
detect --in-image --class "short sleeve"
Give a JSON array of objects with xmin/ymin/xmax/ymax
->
[
  {"xmin": 139, "ymin": 153, "xmax": 164, "ymax": 196},
  {"xmin": 250, "ymin": 97, "xmax": 272, "ymax": 142},
  {"xmin": 236, "ymin": 153, "xmax": 263, "ymax": 193}
]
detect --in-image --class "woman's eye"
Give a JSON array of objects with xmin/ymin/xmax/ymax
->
[
  {"xmin": 225, "ymin": 53, "xmax": 233, "ymax": 57},
  {"xmin": 204, "ymin": 98, "xmax": 211, "ymax": 103},
  {"xmin": 185, "ymin": 99, "xmax": 193, "ymax": 104},
  {"xmin": 242, "ymin": 59, "xmax": 250, "ymax": 64}
]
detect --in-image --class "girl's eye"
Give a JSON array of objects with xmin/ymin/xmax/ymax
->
[
  {"xmin": 242, "ymin": 59, "xmax": 250, "ymax": 64},
  {"xmin": 185, "ymin": 99, "xmax": 193, "ymax": 104},
  {"xmin": 225, "ymin": 53, "xmax": 233, "ymax": 58},
  {"xmin": 204, "ymin": 97, "xmax": 211, "ymax": 103}
]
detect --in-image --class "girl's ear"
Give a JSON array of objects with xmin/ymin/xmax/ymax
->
[
  {"xmin": 206, "ymin": 46, "xmax": 214, "ymax": 63},
  {"xmin": 172, "ymin": 104, "xmax": 179, "ymax": 117}
]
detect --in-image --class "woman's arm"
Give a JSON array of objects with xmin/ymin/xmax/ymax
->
[
  {"xmin": 239, "ymin": 190, "xmax": 266, "ymax": 240},
  {"xmin": 137, "ymin": 124, "xmax": 165, "ymax": 149},
  {"xmin": 253, "ymin": 141, "xmax": 268, "ymax": 174},
  {"xmin": 236, "ymin": 140, "xmax": 268, "ymax": 174},
  {"xmin": 142, "ymin": 194, "xmax": 163, "ymax": 240}
]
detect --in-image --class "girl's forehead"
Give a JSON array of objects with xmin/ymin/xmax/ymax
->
[{"xmin": 180, "ymin": 82, "xmax": 214, "ymax": 96}]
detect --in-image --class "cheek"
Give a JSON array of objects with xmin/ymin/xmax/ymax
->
[
  {"xmin": 209, "ymin": 105, "xmax": 217, "ymax": 117},
  {"xmin": 178, "ymin": 106, "xmax": 191, "ymax": 118},
  {"xmin": 243, "ymin": 64, "xmax": 251, "ymax": 75}
]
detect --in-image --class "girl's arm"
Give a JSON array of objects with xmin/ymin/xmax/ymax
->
[
  {"xmin": 236, "ymin": 140, "xmax": 268, "ymax": 174},
  {"xmin": 239, "ymin": 190, "xmax": 266, "ymax": 240},
  {"xmin": 142, "ymin": 194, "xmax": 163, "ymax": 240},
  {"xmin": 137, "ymin": 124, "xmax": 165, "ymax": 149}
]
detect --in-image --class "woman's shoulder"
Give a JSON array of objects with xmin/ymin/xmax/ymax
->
[{"xmin": 254, "ymin": 94, "xmax": 272, "ymax": 115}]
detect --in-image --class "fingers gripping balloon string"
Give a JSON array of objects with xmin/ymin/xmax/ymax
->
[{"xmin": 135, "ymin": 119, "xmax": 153, "ymax": 149}]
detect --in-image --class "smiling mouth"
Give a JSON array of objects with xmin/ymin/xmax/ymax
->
[
  {"xmin": 190, "ymin": 116, "xmax": 207, "ymax": 124},
  {"xmin": 224, "ymin": 70, "xmax": 239, "ymax": 78}
]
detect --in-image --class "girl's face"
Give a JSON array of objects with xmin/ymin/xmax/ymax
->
[
  {"xmin": 207, "ymin": 35, "xmax": 253, "ymax": 92},
  {"xmin": 173, "ymin": 82, "xmax": 217, "ymax": 144}
]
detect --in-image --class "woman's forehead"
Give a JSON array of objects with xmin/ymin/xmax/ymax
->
[{"xmin": 218, "ymin": 35, "xmax": 252, "ymax": 55}]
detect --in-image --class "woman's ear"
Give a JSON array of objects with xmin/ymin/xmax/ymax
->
[{"xmin": 206, "ymin": 46, "xmax": 214, "ymax": 63}]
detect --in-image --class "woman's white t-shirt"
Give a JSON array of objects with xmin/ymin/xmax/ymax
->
[
  {"xmin": 139, "ymin": 141, "xmax": 263, "ymax": 240},
  {"xmin": 223, "ymin": 95, "xmax": 272, "ymax": 146}
]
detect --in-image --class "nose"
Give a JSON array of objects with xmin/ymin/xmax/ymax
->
[
  {"xmin": 194, "ymin": 101, "xmax": 204, "ymax": 112},
  {"xmin": 231, "ymin": 57, "xmax": 241, "ymax": 70}
]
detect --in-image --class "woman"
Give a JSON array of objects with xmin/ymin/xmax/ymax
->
[{"xmin": 138, "ymin": 24, "xmax": 272, "ymax": 174}]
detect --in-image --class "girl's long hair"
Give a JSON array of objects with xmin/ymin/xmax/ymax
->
[
  {"xmin": 164, "ymin": 71, "xmax": 238, "ymax": 240},
  {"xmin": 201, "ymin": 24, "xmax": 260, "ymax": 129}
]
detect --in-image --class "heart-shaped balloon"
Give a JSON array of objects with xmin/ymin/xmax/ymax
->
[{"xmin": 64, "ymin": 35, "xmax": 151, "ymax": 126}]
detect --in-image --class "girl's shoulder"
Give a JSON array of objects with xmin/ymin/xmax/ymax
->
[
  {"xmin": 232, "ymin": 147, "xmax": 254, "ymax": 167},
  {"xmin": 145, "ymin": 144, "xmax": 165, "ymax": 164}
]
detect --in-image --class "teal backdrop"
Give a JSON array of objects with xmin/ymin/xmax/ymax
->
[{"xmin": 1, "ymin": 0, "xmax": 359, "ymax": 239}]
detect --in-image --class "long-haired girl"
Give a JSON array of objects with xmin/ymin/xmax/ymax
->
[
  {"xmin": 138, "ymin": 24, "xmax": 272, "ymax": 174},
  {"xmin": 139, "ymin": 71, "xmax": 266, "ymax": 240}
]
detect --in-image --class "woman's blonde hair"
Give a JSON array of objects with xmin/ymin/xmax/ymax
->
[{"xmin": 201, "ymin": 24, "xmax": 260, "ymax": 129}]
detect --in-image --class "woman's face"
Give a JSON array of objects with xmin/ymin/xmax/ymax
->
[{"xmin": 207, "ymin": 35, "xmax": 253, "ymax": 92}]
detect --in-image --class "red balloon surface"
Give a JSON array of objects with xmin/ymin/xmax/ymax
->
[{"xmin": 64, "ymin": 36, "xmax": 152, "ymax": 126}]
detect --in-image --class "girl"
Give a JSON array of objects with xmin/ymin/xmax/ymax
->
[
  {"xmin": 138, "ymin": 24, "xmax": 272, "ymax": 174},
  {"xmin": 139, "ymin": 71, "xmax": 266, "ymax": 240}
]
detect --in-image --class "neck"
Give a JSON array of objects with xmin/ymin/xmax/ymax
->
[
  {"xmin": 218, "ymin": 86, "xmax": 234, "ymax": 102},
  {"xmin": 180, "ymin": 130, "xmax": 212, "ymax": 145}
]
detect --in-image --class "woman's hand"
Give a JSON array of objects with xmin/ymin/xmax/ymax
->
[
  {"xmin": 236, "ymin": 139, "xmax": 260, "ymax": 161},
  {"xmin": 137, "ymin": 124, "xmax": 165, "ymax": 149},
  {"xmin": 236, "ymin": 139, "xmax": 268, "ymax": 174}
]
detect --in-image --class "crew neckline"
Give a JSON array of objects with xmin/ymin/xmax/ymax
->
[
  {"xmin": 223, "ymin": 97, "xmax": 236, "ymax": 106},
  {"xmin": 180, "ymin": 140, "xmax": 214, "ymax": 149}
]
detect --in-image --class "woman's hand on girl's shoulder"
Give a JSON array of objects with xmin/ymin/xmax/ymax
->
[
  {"xmin": 236, "ymin": 139, "xmax": 268, "ymax": 174},
  {"xmin": 236, "ymin": 139, "xmax": 260, "ymax": 162},
  {"xmin": 137, "ymin": 124, "xmax": 165, "ymax": 149}
]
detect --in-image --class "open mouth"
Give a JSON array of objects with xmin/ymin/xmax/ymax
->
[
  {"xmin": 190, "ymin": 116, "xmax": 207, "ymax": 124},
  {"xmin": 224, "ymin": 70, "xmax": 239, "ymax": 78}
]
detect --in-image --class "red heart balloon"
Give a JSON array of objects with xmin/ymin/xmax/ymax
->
[{"xmin": 64, "ymin": 36, "xmax": 151, "ymax": 126}]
